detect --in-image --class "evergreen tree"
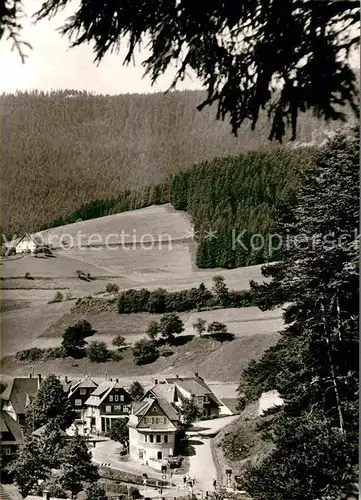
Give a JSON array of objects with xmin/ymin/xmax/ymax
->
[
  {"xmin": 240, "ymin": 130, "xmax": 359, "ymax": 499},
  {"xmin": 106, "ymin": 418, "xmax": 129, "ymax": 451},
  {"xmin": 25, "ymin": 374, "xmax": 75, "ymax": 433},
  {"xmin": 58, "ymin": 436, "xmax": 99, "ymax": 499},
  {"xmin": 129, "ymin": 381, "xmax": 145, "ymax": 401}
]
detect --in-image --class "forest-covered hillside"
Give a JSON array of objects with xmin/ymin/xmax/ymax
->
[
  {"xmin": 38, "ymin": 147, "xmax": 313, "ymax": 268},
  {"xmin": 1, "ymin": 89, "xmax": 341, "ymax": 236}
]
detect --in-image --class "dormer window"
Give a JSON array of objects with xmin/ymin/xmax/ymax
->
[
  {"xmin": 80, "ymin": 389, "xmax": 86, "ymax": 395},
  {"xmin": 120, "ymin": 395, "xmax": 124, "ymax": 402},
  {"xmin": 109, "ymin": 395, "xmax": 113, "ymax": 402},
  {"xmin": 114, "ymin": 395, "xmax": 119, "ymax": 401}
]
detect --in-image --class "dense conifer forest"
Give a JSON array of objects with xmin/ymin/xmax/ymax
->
[{"xmin": 1, "ymin": 89, "xmax": 338, "ymax": 238}]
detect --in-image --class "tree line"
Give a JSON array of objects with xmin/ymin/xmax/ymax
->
[
  {"xmin": 36, "ymin": 146, "xmax": 313, "ymax": 269},
  {"xmin": 236, "ymin": 131, "xmax": 359, "ymax": 499}
]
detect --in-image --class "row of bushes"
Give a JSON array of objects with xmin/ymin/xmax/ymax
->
[{"xmin": 117, "ymin": 281, "xmax": 257, "ymax": 314}]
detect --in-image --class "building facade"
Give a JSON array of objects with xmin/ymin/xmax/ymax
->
[
  {"xmin": 147, "ymin": 373, "xmax": 222, "ymax": 419},
  {"xmin": 85, "ymin": 379, "xmax": 132, "ymax": 433},
  {"xmin": 0, "ymin": 375, "xmax": 41, "ymax": 426},
  {"xmin": 68, "ymin": 376, "xmax": 98, "ymax": 420},
  {"xmin": 128, "ymin": 397, "xmax": 179, "ymax": 469},
  {"xmin": 0, "ymin": 410, "xmax": 24, "ymax": 480}
]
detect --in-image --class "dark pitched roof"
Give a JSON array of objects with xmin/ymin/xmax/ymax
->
[
  {"xmin": 165, "ymin": 376, "xmax": 222, "ymax": 405},
  {"xmin": 145, "ymin": 384, "xmax": 176, "ymax": 403},
  {"xmin": 0, "ymin": 378, "xmax": 39, "ymax": 415},
  {"xmin": 85, "ymin": 381, "xmax": 128, "ymax": 407},
  {"xmin": 134, "ymin": 397, "xmax": 179, "ymax": 423},
  {"xmin": 220, "ymin": 398, "xmax": 239, "ymax": 414},
  {"xmin": 0, "ymin": 411, "xmax": 24, "ymax": 444},
  {"xmin": 69, "ymin": 376, "xmax": 98, "ymax": 396}
]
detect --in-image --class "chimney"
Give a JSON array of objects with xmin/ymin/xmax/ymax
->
[
  {"xmin": 176, "ymin": 374, "xmax": 179, "ymax": 379},
  {"xmin": 43, "ymin": 491, "xmax": 50, "ymax": 500},
  {"xmin": 105, "ymin": 371, "xmax": 108, "ymax": 381},
  {"xmin": 29, "ymin": 373, "xmax": 32, "ymax": 378},
  {"xmin": 38, "ymin": 374, "xmax": 42, "ymax": 385},
  {"xmin": 110, "ymin": 378, "xmax": 113, "ymax": 382},
  {"xmin": 154, "ymin": 379, "xmax": 158, "ymax": 385},
  {"xmin": 115, "ymin": 378, "xmax": 119, "ymax": 383},
  {"xmin": 194, "ymin": 372, "xmax": 199, "ymax": 378},
  {"xmin": 65, "ymin": 375, "xmax": 68, "ymax": 384}
]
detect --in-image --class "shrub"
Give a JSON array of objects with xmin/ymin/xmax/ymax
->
[
  {"xmin": 129, "ymin": 381, "xmax": 145, "ymax": 401},
  {"xmin": 146, "ymin": 320, "xmax": 159, "ymax": 341},
  {"xmin": 49, "ymin": 291, "xmax": 63, "ymax": 303},
  {"xmin": 65, "ymin": 291, "xmax": 73, "ymax": 300},
  {"xmin": 106, "ymin": 282, "xmax": 119, "ymax": 294},
  {"xmin": 76, "ymin": 270, "xmax": 93, "ymax": 281},
  {"xmin": 132, "ymin": 339, "xmax": 159, "ymax": 365},
  {"xmin": 192, "ymin": 317, "xmax": 207, "ymax": 337},
  {"xmin": 15, "ymin": 348, "xmax": 44, "ymax": 361},
  {"xmin": 111, "ymin": 350, "xmax": 123, "ymax": 362},
  {"xmin": 42, "ymin": 347, "xmax": 64, "ymax": 360},
  {"xmin": 112, "ymin": 335, "xmax": 126, "ymax": 347},
  {"xmin": 221, "ymin": 431, "xmax": 251, "ymax": 461},
  {"xmin": 116, "ymin": 282, "xmax": 256, "ymax": 315},
  {"xmin": 15, "ymin": 347, "xmax": 64, "ymax": 362},
  {"xmin": 86, "ymin": 341, "xmax": 111, "ymax": 362},
  {"xmin": 207, "ymin": 321, "xmax": 227, "ymax": 334}
]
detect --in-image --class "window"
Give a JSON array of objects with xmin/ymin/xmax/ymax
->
[
  {"xmin": 105, "ymin": 406, "xmax": 112, "ymax": 413},
  {"xmin": 114, "ymin": 395, "xmax": 119, "ymax": 401},
  {"xmin": 156, "ymin": 435, "xmax": 161, "ymax": 443},
  {"xmin": 164, "ymin": 435, "xmax": 168, "ymax": 444},
  {"xmin": 109, "ymin": 395, "xmax": 113, "ymax": 402},
  {"xmin": 120, "ymin": 395, "xmax": 124, "ymax": 402},
  {"xmin": 75, "ymin": 399, "xmax": 82, "ymax": 406},
  {"xmin": 149, "ymin": 435, "xmax": 154, "ymax": 443},
  {"xmin": 204, "ymin": 395, "xmax": 209, "ymax": 403},
  {"xmin": 80, "ymin": 389, "xmax": 86, "ymax": 395},
  {"xmin": 197, "ymin": 396, "xmax": 203, "ymax": 406},
  {"xmin": 144, "ymin": 435, "xmax": 148, "ymax": 443},
  {"xmin": 4, "ymin": 447, "xmax": 11, "ymax": 455},
  {"xmin": 155, "ymin": 417, "xmax": 160, "ymax": 424}
]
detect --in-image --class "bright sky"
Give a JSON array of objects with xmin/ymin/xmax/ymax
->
[
  {"xmin": 0, "ymin": 0, "xmax": 203, "ymax": 95},
  {"xmin": 1, "ymin": 2, "xmax": 358, "ymax": 95}
]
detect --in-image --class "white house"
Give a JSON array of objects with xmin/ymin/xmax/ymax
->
[
  {"xmin": 257, "ymin": 390, "xmax": 284, "ymax": 416},
  {"xmin": 14, "ymin": 233, "xmax": 37, "ymax": 254},
  {"xmin": 128, "ymin": 396, "xmax": 179, "ymax": 470}
]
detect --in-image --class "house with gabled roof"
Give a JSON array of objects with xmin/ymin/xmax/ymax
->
[
  {"xmin": 0, "ymin": 375, "xmax": 41, "ymax": 426},
  {"xmin": 84, "ymin": 378, "xmax": 131, "ymax": 433},
  {"xmin": 128, "ymin": 396, "xmax": 179, "ymax": 469},
  {"xmin": 12, "ymin": 233, "xmax": 38, "ymax": 254},
  {"xmin": 157, "ymin": 373, "xmax": 222, "ymax": 418},
  {"xmin": 0, "ymin": 410, "xmax": 24, "ymax": 474},
  {"xmin": 67, "ymin": 376, "xmax": 98, "ymax": 420}
]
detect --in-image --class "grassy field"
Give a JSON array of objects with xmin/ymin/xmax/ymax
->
[
  {"xmin": 1, "ymin": 332, "xmax": 280, "ymax": 383},
  {"xmin": 1, "ymin": 205, "xmax": 281, "ymax": 382}
]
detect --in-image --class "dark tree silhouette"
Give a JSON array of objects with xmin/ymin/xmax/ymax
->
[{"xmin": 2, "ymin": 0, "xmax": 357, "ymax": 140}]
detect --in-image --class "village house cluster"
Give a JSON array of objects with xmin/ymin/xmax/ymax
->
[{"xmin": 0, "ymin": 372, "xmax": 238, "ymax": 472}]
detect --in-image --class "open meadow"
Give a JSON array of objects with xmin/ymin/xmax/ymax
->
[{"xmin": 1, "ymin": 205, "xmax": 281, "ymax": 382}]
